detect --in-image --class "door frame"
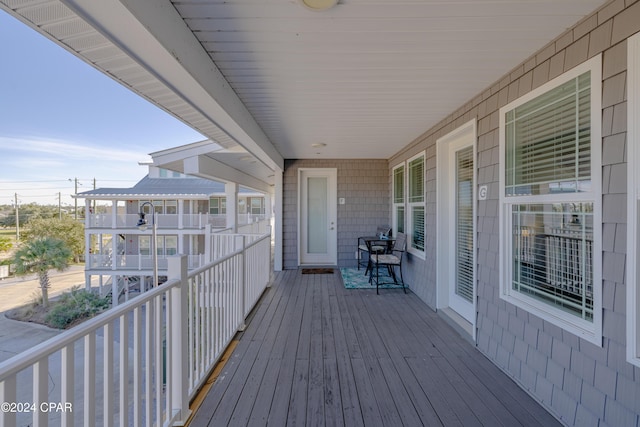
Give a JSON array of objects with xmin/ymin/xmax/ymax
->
[
  {"xmin": 298, "ymin": 168, "xmax": 338, "ymax": 266},
  {"xmin": 436, "ymin": 119, "xmax": 477, "ymax": 340}
]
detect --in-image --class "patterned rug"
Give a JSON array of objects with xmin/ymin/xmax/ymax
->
[{"xmin": 339, "ymin": 268, "xmax": 405, "ymax": 290}]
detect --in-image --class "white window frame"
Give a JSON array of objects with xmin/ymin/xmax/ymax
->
[
  {"xmin": 499, "ymin": 55, "xmax": 603, "ymax": 345},
  {"xmin": 392, "ymin": 163, "xmax": 405, "ymax": 237},
  {"xmin": 627, "ymin": 33, "xmax": 640, "ymax": 367},
  {"xmin": 407, "ymin": 152, "xmax": 426, "ymax": 259}
]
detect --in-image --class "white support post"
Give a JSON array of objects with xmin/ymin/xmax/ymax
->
[
  {"xmin": 178, "ymin": 199, "xmax": 184, "ymax": 229},
  {"xmin": 239, "ymin": 235, "xmax": 247, "ymax": 331},
  {"xmin": 274, "ymin": 169, "xmax": 283, "ymax": 271},
  {"xmin": 205, "ymin": 223, "xmax": 212, "ymax": 263},
  {"xmin": 111, "ymin": 200, "xmax": 117, "ymax": 229},
  {"xmin": 225, "ymin": 182, "xmax": 238, "ymax": 233},
  {"xmin": 168, "ymin": 255, "xmax": 191, "ymax": 425}
]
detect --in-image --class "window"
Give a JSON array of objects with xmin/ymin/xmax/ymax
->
[
  {"xmin": 627, "ymin": 33, "xmax": 640, "ymax": 366},
  {"xmin": 499, "ymin": 55, "xmax": 602, "ymax": 344},
  {"xmin": 164, "ymin": 236, "xmax": 178, "ymax": 256},
  {"xmin": 165, "ymin": 200, "xmax": 177, "ymax": 215},
  {"xmin": 139, "ymin": 236, "xmax": 150, "ymax": 256},
  {"xmin": 407, "ymin": 153, "xmax": 425, "ymax": 256},
  {"xmin": 209, "ymin": 197, "xmax": 226, "ymax": 215},
  {"xmin": 250, "ymin": 197, "xmax": 264, "ymax": 215},
  {"xmin": 392, "ymin": 164, "xmax": 405, "ymax": 235}
]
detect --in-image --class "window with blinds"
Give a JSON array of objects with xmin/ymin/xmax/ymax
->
[
  {"xmin": 408, "ymin": 154, "xmax": 425, "ymax": 253},
  {"xmin": 408, "ymin": 156, "xmax": 424, "ymax": 203},
  {"xmin": 505, "ymin": 72, "xmax": 591, "ymax": 196},
  {"xmin": 499, "ymin": 55, "xmax": 602, "ymax": 342},
  {"xmin": 456, "ymin": 147, "xmax": 474, "ymax": 303},
  {"xmin": 393, "ymin": 164, "xmax": 405, "ymax": 234}
]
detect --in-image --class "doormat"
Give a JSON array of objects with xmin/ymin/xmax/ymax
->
[
  {"xmin": 340, "ymin": 268, "xmax": 404, "ymax": 290},
  {"xmin": 301, "ymin": 268, "xmax": 334, "ymax": 274}
]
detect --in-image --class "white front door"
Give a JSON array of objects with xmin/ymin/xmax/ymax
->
[
  {"xmin": 437, "ymin": 120, "xmax": 477, "ymax": 326},
  {"xmin": 299, "ymin": 168, "xmax": 337, "ymax": 265}
]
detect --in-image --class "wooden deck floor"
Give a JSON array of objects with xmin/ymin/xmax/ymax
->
[{"xmin": 189, "ymin": 269, "xmax": 560, "ymax": 427}]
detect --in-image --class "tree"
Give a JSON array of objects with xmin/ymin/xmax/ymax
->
[
  {"xmin": 13, "ymin": 237, "xmax": 72, "ymax": 308},
  {"xmin": 23, "ymin": 217, "xmax": 84, "ymax": 262}
]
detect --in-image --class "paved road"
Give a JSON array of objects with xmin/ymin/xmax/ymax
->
[
  {"xmin": 0, "ymin": 265, "xmax": 88, "ymax": 363},
  {"xmin": 0, "ymin": 264, "xmax": 88, "ymax": 313}
]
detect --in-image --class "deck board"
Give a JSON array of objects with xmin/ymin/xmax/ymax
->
[{"xmin": 190, "ymin": 269, "xmax": 562, "ymax": 427}]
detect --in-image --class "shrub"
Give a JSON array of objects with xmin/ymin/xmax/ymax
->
[{"xmin": 44, "ymin": 287, "xmax": 110, "ymax": 329}]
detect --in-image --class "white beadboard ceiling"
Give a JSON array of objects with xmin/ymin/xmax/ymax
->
[{"xmin": 0, "ymin": 0, "xmax": 608, "ymax": 187}]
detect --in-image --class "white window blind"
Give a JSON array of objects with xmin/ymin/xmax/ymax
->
[
  {"xmin": 456, "ymin": 146, "xmax": 474, "ymax": 303},
  {"xmin": 393, "ymin": 164, "xmax": 405, "ymax": 235},
  {"xmin": 394, "ymin": 166, "xmax": 404, "ymax": 204},
  {"xmin": 408, "ymin": 155, "xmax": 425, "ymax": 253},
  {"xmin": 505, "ymin": 72, "xmax": 591, "ymax": 196},
  {"xmin": 408, "ymin": 156, "xmax": 424, "ymax": 203}
]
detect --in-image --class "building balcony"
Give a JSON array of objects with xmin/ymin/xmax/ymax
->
[{"xmin": 0, "ymin": 233, "xmax": 560, "ymax": 426}]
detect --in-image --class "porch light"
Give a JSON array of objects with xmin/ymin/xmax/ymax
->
[
  {"xmin": 138, "ymin": 202, "xmax": 158, "ymax": 288},
  {"xmin": 299, "ymin": 0, "xmax": 338, "ymax": 11}
]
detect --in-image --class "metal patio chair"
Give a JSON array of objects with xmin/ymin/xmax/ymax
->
[{"xmin": 368, "ymin": 232, "xmax": 407, "ymax": 294}]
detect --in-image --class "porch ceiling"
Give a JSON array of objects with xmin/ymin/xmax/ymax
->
[{"xmin": 0, "ymin": 0, "xmax": 608, "ymax": 187}]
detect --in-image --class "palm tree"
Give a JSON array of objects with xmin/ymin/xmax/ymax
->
[{"xmin": 13, "ymin": 237, "xmax": 72, "ymax": 308}]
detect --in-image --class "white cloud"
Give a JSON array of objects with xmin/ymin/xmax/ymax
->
[{"xmin": 0, "ymin": 136, "xmax": 151, "ymax": 163}]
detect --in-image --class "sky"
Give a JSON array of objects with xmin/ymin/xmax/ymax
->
[{"xmin": 0, "ymin": 10, "xmax": 205, "ymax": 207}]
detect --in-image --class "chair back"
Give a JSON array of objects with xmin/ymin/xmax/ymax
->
[{"xmin": 393, "ymin": 232, "xmax": 407, "ymax": 253}]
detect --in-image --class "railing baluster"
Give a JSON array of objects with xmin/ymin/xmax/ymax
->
[
  {"xmin": 103, "ymin": 322, "xmax": 114, "ymax": 426},
  {"xmin": 61, "ymin": 344, "xmax": 74, "ymax": 427},
  {"xmin": 133, "ymin": 306, "xmax": 142, "ymax": 426},
  {"xmin": 120, "ymin": 313, "xmax": 129, "ymax": 427},
  {"xmin": 145, "ymin": 300, "xmax": 153, "ymax": 427},
  {"xmin": 0, "ymin": 374, "xmax": 17, "ymax": 427},
  {"xmin": 84, "ymin": 332, "xmax": 96, "ymax": 426},
  {"xmin": 155, "ymin": 294, "xmax": 162, "ymax": 427},
  {"xmin": 33, "ymin": 358, "xmax": 48, "ymax": 427}
]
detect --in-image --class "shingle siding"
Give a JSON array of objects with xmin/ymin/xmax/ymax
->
[
  {"xmin": 385, "ymin": 1, "xmax": 640, "ymax": 425},
  {"xmin": 282, "ymin": 159, "xmax": 389, "ymax": 270}
]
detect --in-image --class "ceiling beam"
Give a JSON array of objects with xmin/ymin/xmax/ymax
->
[{"xmin": 183, "ymin": 156, "xmax": 272, "ymax": 194}]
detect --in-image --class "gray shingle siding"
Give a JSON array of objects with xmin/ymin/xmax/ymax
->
[
  {"xmin": 386, "ymin": 1, "xmax": 640, "ymax": 425},
  {"xmin": 282, "ymin": 159, "xmax": 389, "ymax": 269}
]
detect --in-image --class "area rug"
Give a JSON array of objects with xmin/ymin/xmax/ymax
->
[
  {"xmin": 301, "ymin": 268, "xmax": 334, "ymax": 274},
  {"xmin": 339, "ymin": 268, "xmax": 405, "ymax": 290}
]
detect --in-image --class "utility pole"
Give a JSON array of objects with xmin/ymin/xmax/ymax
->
[
  {"xmin": 70, "ymin": 177, "xmax": 80, "ymax": 220},
  {"xmin": 14, "ymin": 193, "xmax": 19, "ymax": 241}
]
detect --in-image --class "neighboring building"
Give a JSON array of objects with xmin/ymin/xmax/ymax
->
[{"xmin": 76, "ymin": 165, "xmax": 267, "ymax": 301}]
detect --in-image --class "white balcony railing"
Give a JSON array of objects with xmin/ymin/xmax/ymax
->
[
  {"xmin": 0, "ymin": 231, "xmax": 271, "ymax": 427},
  {"xmin": 87, "ymin": 254, "xmax": 204, "ymax": 271},
  {"xmin": 87, "ymin": 213, "xmax": 267, "ymax": 230},
  {"xmin": 88, "ymin": 213, "xmax": 211, "ymax": 229}
]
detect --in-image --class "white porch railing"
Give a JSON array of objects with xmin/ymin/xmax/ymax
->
[
  {"xmin": 0, "ymin": 231, "xmax": 271, "ymax": 427},
  {"xmin": 87, "ymin": 254, "xmax": 204, "ymax": 271},
  {"xmin": 88, "ymin": 213, "xmax": 210, "ymax": 229}
]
